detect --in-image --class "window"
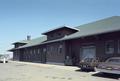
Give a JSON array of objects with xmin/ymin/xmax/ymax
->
[
  {"xmin": 105, "ymin": 40, "xmax": 114, "ymax": 54},
  {"xmin": 25, "ymin": 55, "xmax": 27, "ymax": 59},
  {"xmin": 43, "ymin": 48, "xmax": 46, "ymax": 52},
  {"xmin": 38, "ymin": 49, "xmax": 40, "ymax": 54},
  {"xmin": 27, "ymin": 50, "xmax": 29, "ymax": 54},
  {"xmin": 118, "ymin": 40, "xmax": 120, "ymax": 53},
  {"xmin": 24, "ymin": 51, "xmax": 26, "ymax": 54},
  {"xmin": 34, "ymin": 49, "xmax": 36, "ymax": 54},
  {"xmin": 28, "ymin": 55, "xmax": 31, "ymax": 59},
  {"xmin": 47, "ymin": 47, "xmax": 49, "ymax": 54},
  {"xmin": 58, "ymin": 45, "xmax": 63, "ymax": 54},
  {"xmin": 50, "ymin": 46, "xmax": 53, "ymax": 54},
  {"xmin": 30, "ymin": 50, "xmax": 32, "ymax": 54},
  {"xmin": 108, "ymin": 59, "xmax": 120, "ymax": 63},
  {"xmin": 50, "ymin": 34, "xmax": 54, "ymax": 38},
  {"xmin": 58, "ymin": 33, "xmax": 61, "ymax": 36}
]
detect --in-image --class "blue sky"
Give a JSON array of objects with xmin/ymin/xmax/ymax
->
[{"xmin": 0, "ymin": 0, "xmax": 120, "ymax": 54}]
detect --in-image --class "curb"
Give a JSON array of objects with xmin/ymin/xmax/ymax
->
[{"xmin": 9, "ymin": 61, "xmax": 79, "ymax": 70}]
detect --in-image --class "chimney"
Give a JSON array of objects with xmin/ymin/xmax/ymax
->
[{"xmin": 27, "ymin": 35, "xmax": 31, "ymax": 40}]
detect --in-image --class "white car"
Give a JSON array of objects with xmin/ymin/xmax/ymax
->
[
  {"xmin": 95, "ymin": 57, "xmax": 120, "ymax": 75},
  {"xmin": 0, "ymin": 56, "xmax": 8, "ymax": 63}
]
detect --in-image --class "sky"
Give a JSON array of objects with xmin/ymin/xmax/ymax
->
[{"xmin": 0, "ymin": 0, "xmax": 120, "ymax": 54}]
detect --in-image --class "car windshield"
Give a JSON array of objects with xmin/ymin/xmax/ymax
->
[
  {"xmin": 84, "ymin": 58, "xmax": 94, "ymax": 62},
  {"xmin": 0, "ymin": 55, "xmax": 6, "ymax": 59},
  {"xmin": 107, "ymin": 58, "xmax": 120, "ymax": 64}
]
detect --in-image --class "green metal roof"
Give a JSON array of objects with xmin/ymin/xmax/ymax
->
[
  {"xmin": 18, "ymin": 36, "xmax": 47, "ymax": 48},
  {"xmin": 11, "ymin": 16, "xmax": 120, "ymax": 50},
  {"xmin": 62, "ymin": 16, "xmax": 120, "ymax": 40}
]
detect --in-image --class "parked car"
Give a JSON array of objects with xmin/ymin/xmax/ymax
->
[
  {"xmin": 95, "ymin": 57, "xmax": 120, "ymax": 75},
  {"xmin": 0, "ymin": 56, "xmax": 8, "ymax": 63},
  {"xmin": 78, "ymin": 58, "xmax": 99, "ymax": 71}
]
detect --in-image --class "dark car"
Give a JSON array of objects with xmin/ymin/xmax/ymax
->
[
  {"xmin": 95, "ymin": 57, "xmax": 120, "ymax": 75},
  {"xmin": 78, "ymin": 58, "xmax": 99, "ymax": 71}
]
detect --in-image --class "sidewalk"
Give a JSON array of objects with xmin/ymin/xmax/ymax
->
[{"xmin": 9, "ymin": 61, "xmax": 79, "ymax": 71}]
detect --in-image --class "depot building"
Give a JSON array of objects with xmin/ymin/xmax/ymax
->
[{"xmin": 9, "ymin": 16, "xmax": 120, "ymax": 65}]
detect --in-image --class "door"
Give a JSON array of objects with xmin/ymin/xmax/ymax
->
[
  {"xmin": 81, "ymin": 46, "xmax": 96, "ymax": 60},
  {"xmin": 41, "ymin": 48, "xmax": 46, "ymax": 63}
]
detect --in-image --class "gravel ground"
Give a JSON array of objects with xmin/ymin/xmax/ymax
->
[{"xmin": 0, "ymin": 61, "xmax": 119, "ymax": 81}]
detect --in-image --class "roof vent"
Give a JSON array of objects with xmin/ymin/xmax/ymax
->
[{"xmin": 27, "ymin": 35, "xmax": 31, "ymax": 40}]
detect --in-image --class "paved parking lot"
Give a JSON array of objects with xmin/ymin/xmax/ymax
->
[{"xmin": 0, "ymin": 61, "xmax": 119, "ymax": 81}]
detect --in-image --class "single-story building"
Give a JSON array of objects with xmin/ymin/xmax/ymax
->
[{"xmin": 9, "ymin": 16, "xmax": 120, "ymax": 65}]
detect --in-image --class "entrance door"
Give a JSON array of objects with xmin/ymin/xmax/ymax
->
[
  {"xmin": 81, "ymin": 46, "xmax": 96, "ymax": 60},
  {"xmin": 41, "ymin": 48, "xmax": 46, "ymax": 63}
]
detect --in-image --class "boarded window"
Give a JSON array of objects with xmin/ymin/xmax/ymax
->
[
  {"xmin": 118, "ymin": 40, "xmax": 120, "ymax": 53},
  {"xmin": 105, "ymin": 41, "xmax": 114, "ymax": 54}
]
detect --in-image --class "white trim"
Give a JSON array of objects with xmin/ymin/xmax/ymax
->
[{"xmin": 46, "ymin": 62, "xmax": 64, "ymax": 65}]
